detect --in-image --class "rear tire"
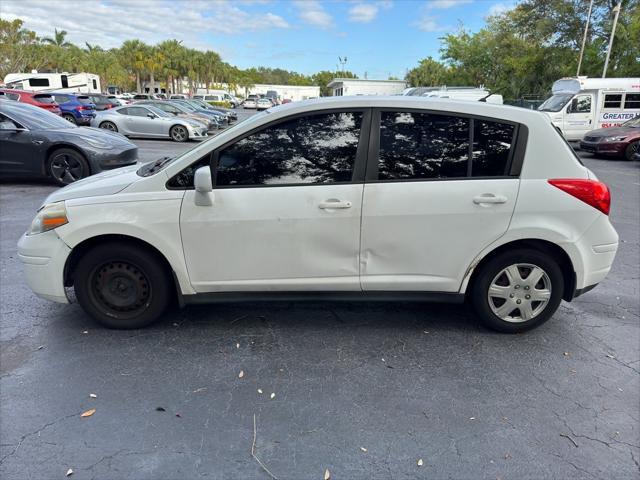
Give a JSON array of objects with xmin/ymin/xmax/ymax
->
[
  {"xmin": 470, "ymin": 249, "xmax": 564, "ymax": 333},
  {"xmin": 63, "ymin": 113, "xmax": 77, "ymax": 124},
  {"xmin": 74, "ymin": 242, "xmax": 172, "ymax": 329},
  {"xmin": 47, "ymin": 148, "xmax": 90, "ymax": 185},
  {"xmin": 625, "ymin": 141, "xmax": 638, "ymax": 161}
]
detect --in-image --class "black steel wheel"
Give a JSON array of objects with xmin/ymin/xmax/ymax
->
[
  {"xmin": 47, "ymin": 148, "xmax": 90, "ymax": 185},
  {"xmin": 74, "ymin": 242, "xmax": 171, "ymax": 329}
]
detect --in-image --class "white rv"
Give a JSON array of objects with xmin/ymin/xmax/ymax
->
[
  {"xmin": 538, "ymin": 76, "xmax": 640, "ymax": 141},
  {"xmin": 3, "ymin": 72, "xmax": 101, "ymax": 93}
]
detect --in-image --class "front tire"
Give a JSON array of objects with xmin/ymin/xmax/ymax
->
[
  {"xmin": 63, "ymin": 113, "xmax": 77, "ymax": 124},
  {"xmin": 470, "ymin": 249, "xmax": 564, "ymax": 333},
  {"xmin": 99, "ymin": 121, "xmax": 118, "ymax": 132},
  {"xmin": 47, "ymin": 148, "xmax": 90, "ymax": 185},
  {"xmin": 74, "ymin": 242, "xmax": 171, "ymax": 329},
  {"xmin": 625, "ymin": 141, "xmax": 638, "ymax": 161},
  {"xmin": 170, "ymin": 125, "xmax": 188, "ymax": 142}
]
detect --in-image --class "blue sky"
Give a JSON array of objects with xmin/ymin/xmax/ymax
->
[{"xmin": 3, "ymin": 0, "xmax": 514, "ymax": 79}]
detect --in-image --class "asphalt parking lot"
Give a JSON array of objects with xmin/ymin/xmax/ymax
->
[{"xmin": 0, "ymin": 127, "xmax": 638, "ymax": 478}]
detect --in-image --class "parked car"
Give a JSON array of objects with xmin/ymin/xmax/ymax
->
[
  {"xmin": 256, "ymin": 98, "xmax": 272, "ymax": 110},
  {"xmin": 169, "ymin": 100, "xmax": 228, "ymax": 127},
  {"xmin": 17, "ymin": 97, "xmax": 618, "ymax": 331},
  {"xmin": 188, "ymin": 98, "xmax": 237, "ymax": 122},
  {"xmin": 579, "ymin": 115, "xmax": 640, "ymax": 160},
  {"xmin": 107, "ymin": 95, "xmax": 129, "ymax": 106},
  {"xmin": 0, "ymin": 101, "xmax": 137, "ymax": 185},
  {"xmin": 281, "ymin": 98, "xmax": 292, "ymax": 104},
  {"xmin": 91, "ymin": 104, "xmax": 208, "ymax": 142},
  {"xmin": 135, "ymin": 100, "xmax": 219, "ymax": 132},
  {"xmin": 133, "ymin": 93, "xmax": 161, "ymax": 100},
  {"xmin": 0, "ymin": 88, "xmax": 62, "ymax": 115},
  {"xmin": 170, "ymin": 94, "xmax": 189, "ymax": 100},
  {"xmin": 243, "ymin": 99, "xmax": 257, "ymax": 109},
  {"xmin": 85, "ymin": 93, "xmax": 119, "ymax": 111},
  {"xmin": 50, "ymin": 93, "xmax": 96, "ymax": 125}
]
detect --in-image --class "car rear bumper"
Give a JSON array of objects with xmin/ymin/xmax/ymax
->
[
  {"xmin": 579, "ymin": 140, "xmax": 627, "ymax": 156},
  {"xmin": 17, "ymin": 230, "xmax": 71, "ymax": 304}
]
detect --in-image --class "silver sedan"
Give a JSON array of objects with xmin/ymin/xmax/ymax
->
[{"xmin": 90, "ymin": 105, "xmax": 208, "ymax": 142}]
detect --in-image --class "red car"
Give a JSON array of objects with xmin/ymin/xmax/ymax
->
[
  {"xmin": 580, "ymin": 116, "xmax": 640, "ymax": 161},
  {"xmin": 0, "ymin": 88, "xmax": 62, "ymax": 116}
]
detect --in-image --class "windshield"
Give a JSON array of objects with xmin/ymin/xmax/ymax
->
[
  {"xmin": 622, "ymin": 116, "xmax": 640, "ymax": 127},
  {"xmin": 175, "ymin": 101, "xmax": 197, "ymax": 112},
  {"xmin": 4, "ymin": 104, "xmax": 75, "ymax": 130},
  {"xmin": 538, "ymin": 93, "xmax": 574, "ymax": 112}
]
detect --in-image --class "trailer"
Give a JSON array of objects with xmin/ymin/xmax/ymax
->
[{"xmin": 3, "ymin": 72, "xmax": 101, "ymax": 94}]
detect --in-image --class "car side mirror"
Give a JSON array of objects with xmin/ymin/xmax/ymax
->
[
  {"xmin": 194, "ymin": 166, "xmax": 213, "ymax": 206},
  {"xmin": 147, "ymin": 113, "xmax": 156, "ymax": 119}
]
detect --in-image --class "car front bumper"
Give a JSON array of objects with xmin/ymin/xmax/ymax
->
[
  {"xmin": 17, "ymin": 230, "xmax": 71, "ymax": 304},
  {"xmin": 579, "ymin": 140, "xmax": 627, "ymax": 156}
]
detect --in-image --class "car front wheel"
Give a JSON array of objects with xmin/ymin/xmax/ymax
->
[
  {"xmin": 470, "ymin": 249, "xmax": 564, "ymax": 333},
  {"xmin": 625, "ymin": 141, "xmax": 638, "ymax": 161},
  {"xmin": 170, "ymin": 125, "xmax": 188, "ymax": 142},
  {"xmin": 74, "ymin": 242, "xmax": 171, "ymax": 329},
  {"xmin": 48, "ymin": 148, "xmax": 90, "ymax": 185}
]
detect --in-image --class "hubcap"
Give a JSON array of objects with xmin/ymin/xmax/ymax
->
[
  {"xmin": 91, "ymin": 261, "xmax": 151, "ymax": 316},
  {"xmin": 50, "ymin": 154, "xmax": 83, "ymax": 184},
  {"xmin": 172, "ymin": 127, "xmax": 186, "ymax": 141},
  {"xmin": 102, "ymin": 122, "xmax": 116, "ymax": 131},
  {"xmin": 487, "ymin": 263, "xmax": 551, "ymax": 323}
]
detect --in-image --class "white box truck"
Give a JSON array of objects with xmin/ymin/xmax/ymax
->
[{"xmin": 538, "ymin": 76, "xmax": 640, "ymax": 141}]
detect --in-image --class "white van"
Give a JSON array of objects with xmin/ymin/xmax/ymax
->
[
  {"xmin": 3, "ymin": 72, "xmax": 101, "ymax": 94},
  {"xmin": 193, "ymin": 90, "xmax": 238, "ymax": 106},
  {"xmin": 538, "ymin": 76, "xmax": 640, "ymax": 141}
]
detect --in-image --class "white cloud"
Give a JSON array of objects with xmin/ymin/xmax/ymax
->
[
  {"xmin": 425, "ymin": 0, "xmax": 472, "ymax": 9},
  {"xmin": 349, "ymin": 4, "xmax": 379, "ymax": 23},
  {"xmin": 488, "ymin": 2, "xmax": 509, "ymax": 15},
  {"xmin": 0, "ymin": 0, "xmax": 290, "ymax": 53},
  {"xmin": 413, "ymin": 15, "xmax": 446, "ymax": 32},
  {"xmin": 294, "ymin": 0, "xmax": 334, "ymax": 28}
]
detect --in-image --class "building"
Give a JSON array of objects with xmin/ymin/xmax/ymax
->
[{"xmin": 328, "ymin": 78, "xmax": 408, "ymax": 97}]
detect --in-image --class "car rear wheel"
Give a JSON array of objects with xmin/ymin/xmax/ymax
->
[
  {"xmin": 47, "ymin": 148, "xmax": 90, "ymax": 185},
  {"xmin": 625, "ymin": 141, "xmax": 638, "ymax": 161},
  {"xmin": 74, "ymin": 242, "xmax": 171, "ymax": 329},
  {"xmin": 100, "ymin": 121, "xmax": 118, "ymax": 132},
  {"xmin": 470, "ymin": 249, "xmax": 564, "ymax": 333},
  {"xmin": 170, "ymin": 125, "xmax": 188, "ymax": 142},
  {"xmin": 62, "ymin": 113, "xmax": 77, "ymax": 125}
]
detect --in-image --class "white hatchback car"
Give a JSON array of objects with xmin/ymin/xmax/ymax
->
[{"xmin": 17, "ymin": 97, "xmax": 618, "ymax": 332}]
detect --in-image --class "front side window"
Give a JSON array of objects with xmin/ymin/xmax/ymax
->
[
  {"xmin": 378, "ymin": 111, "xmax": 469, "ymax": 180},
  {"xmin": 53, "ymin": 95, "xmax": 69, "ymax": 104},
  {"xmin": 472, "ymin": 120, "xmax": 515, "ymax": 177},
  {"xmin": 216, "ymin": 111, "xmax": 363, "ymax": 186},
  {"xmin": 604, "ymin": 94, "xmax": 622, "ymax": 109},
  {"xmin": 127, "ymin": 107, "xmax": 150, "ymax": 117},
  {"xmin": 624, "ymin": 93, "xmax": 640, "ymax": 109},
  {"xmin": 569, "ymin": 95, "xmax": 591, "ymax": 113}
]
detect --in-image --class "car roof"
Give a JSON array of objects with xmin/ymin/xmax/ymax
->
[
  {"xmin": 0, "ymin": 100, "xmax": 41, "ymax": 112},
  {"xmin": 265, "ymin": 95, "xmax": 547, "ymax": 124}
]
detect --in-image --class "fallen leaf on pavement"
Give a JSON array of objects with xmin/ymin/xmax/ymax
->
[
  {"xmin": 563, "ymin": 352, "xmax": 570, "ymax": 357},
  {"xmin": 239, "ymin": 370, "xmax": 245, "ymax": 378},
  {"xmin": 193, "ymin": 387, "xmax": 207, "ymax": 393},
  {"xmin": 155, "ymin": 407, "xmax": 166, "ymax": 412},
  {"xmin": 270, "ymin": 393, "xmax": 275, "ymax": 399},
  {"xmin": 258, "ymin": 389, "xmax": 263, "ymax": 394},
  {"xmin": 324, "ymin": 468, "xmax": 331, "ymax": 479},
  {"xmin": 504, "ymin": 453, "xmax": 512, "ymax": 459},
  {"xmin": 82, "ymin": 330, "xmax": 88, "ymax": 334},
  {"xmin": 236, "ymin": 343, "xmax": 240, "ymax": 349},
  {"xmin": 89, "ymin": 393, "xmax": 97, "ymax": 398},
  {"xmin": 66, "ymin": 468, "xmax": 73, "ymax": 476},
  {"xmin": 80, "ymin": 409, "xmax": 95, "ymax": 418},
  {"xmin": 469, "ymin": 417, "xmax": 476, "ymax": 420},
  {"xmin": 360, "ymin": 447, "xmax": 367, "ymax": 452},
  {"xmin": 417, "ymin": 458, "xmax": 423, "ymax": 466},
  {"xmin": 606, "ymin": 354, "xmax": 615, "ymax": 359},
  {"xmin": 37, "ymin": 345, "xmax": 44, "ymax": 350}
]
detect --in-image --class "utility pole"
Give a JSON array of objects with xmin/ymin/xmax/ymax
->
[
  {"xmin": 602, "ymin": 1, "xmax": 622, "ymax": 78},
  {"xmin": 338, "ymin": 56, "xmax": 347, "ymax": 75},
  {"xmin": 576, "ymin": 0, "xmax": 594, "ymax": 76}
]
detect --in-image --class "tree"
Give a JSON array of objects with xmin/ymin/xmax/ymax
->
[
  {"xmin": 311, "ymin": 70, "xmax": 357, "ymax": 96},
  {"xmin": 119, "ymin": 39, "xmax": 148, "ymax": 93},
  {"xmin": 41, "ymin": 28, "xmax": 72, "ymax": 47},
  {"xmin": 0, "ymin": 19, "xmax": 46, "ymax": 78}
]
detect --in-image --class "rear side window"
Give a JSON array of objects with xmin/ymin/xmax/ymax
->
[
  {"xmin": 78, "ymin": 96, "xmax": 93, "ymax": 104},
  {"xmin": 378, "ymin": 111, "xmax": 469, "ymax": 180},
  {"xmin": 34, "ymin": 94, "xmax": 56, "ymax": 104},
  {"xmin": 624, "ymin": 93, "xmax": 640, "ymax": 109},
  {"xmin": 52, "ymin": 95, "xmax": 69, "ymax": 103},
  {"xmin": 215, "ymin": 111, "xmax": 363, "ymax": 186},
  {"xmin": 604, "ymin": 94, "xmax": 622, "ymax": 109},
  {"xmin": 1, "ymin": 92, "xmax": 20, "ymax": 100},
  {"xmin": 472, "ymin": 120, "xmax": 515, "ymax": 177}
]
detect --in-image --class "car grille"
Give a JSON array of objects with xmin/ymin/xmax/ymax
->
[{"xmin": 583, "ymin": 136, "xmax": 601, "ymax": 143}]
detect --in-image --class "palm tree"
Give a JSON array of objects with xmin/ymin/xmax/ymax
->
[
  {"xmin": 42, "ymin": 28, "xmax": 72, "ymax": 47},
  {"xmin": 119, "ymin": 39, "xmax": 148, "ymax": 93}
]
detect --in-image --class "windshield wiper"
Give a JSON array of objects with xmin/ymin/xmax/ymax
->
[{"xmin": 137, "ymin": 156, "xmax": 174, "ymax": 177}]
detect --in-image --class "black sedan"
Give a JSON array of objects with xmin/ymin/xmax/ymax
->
[{"xmin": 0, "ymin": 100, "xmax": 138, "ymax": 185}]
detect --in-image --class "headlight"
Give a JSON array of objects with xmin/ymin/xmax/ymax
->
[
  {"xmin": 84, "ymin": 136, "xmax": 113, "ymax": 149},
  {"xmin": 602, "ymin": 136, "xmax": 627, "ymax": 142},
  {"xmin": 29, "ymin": 202, "xmax": 68, "ymax": 235}
]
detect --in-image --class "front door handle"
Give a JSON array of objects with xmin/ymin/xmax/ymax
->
[
  {"xmin": 473, "ymin": 194, "xmax": 508, "ymax": 205},
  {"xmin": 318, "ymin": 199, "xmax": 352, "ymax": 210}
]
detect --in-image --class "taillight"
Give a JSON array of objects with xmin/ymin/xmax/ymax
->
[
  {"xmin": 75, "ymin": 105, "xmax": 92, "ymax": 111},
  {"xmin": 548, "ymin": 179, "xmax": 611, "ymax": 215}
]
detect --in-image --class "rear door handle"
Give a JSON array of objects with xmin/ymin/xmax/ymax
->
[
  {"xmin": 318, "ymin": 199, "xmax": 352, "ymax": 210},
  {"xmin": 473, "ymin": 194, "xmax": 508, "ymax": 205}
]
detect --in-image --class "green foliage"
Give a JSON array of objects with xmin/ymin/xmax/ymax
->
[
  {"xmin": 310, "ymin": 70, "xmax": 358, "ymax": 96},
  {"xmin": 407, "ymin": 0, "xmax": 640, "ymax": 101}
]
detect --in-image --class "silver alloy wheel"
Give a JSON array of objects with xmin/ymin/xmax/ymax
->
[
  {"xmin": 171, "ymin": 126, "xmax": 187, "ymax": 141},
  {"xmin": 101, "ymin": 121, "xmax": 117, "ymax": 132},
  {"xmin": 487, "ymin": 263, "xmax": 552, "ymax": 323}
]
